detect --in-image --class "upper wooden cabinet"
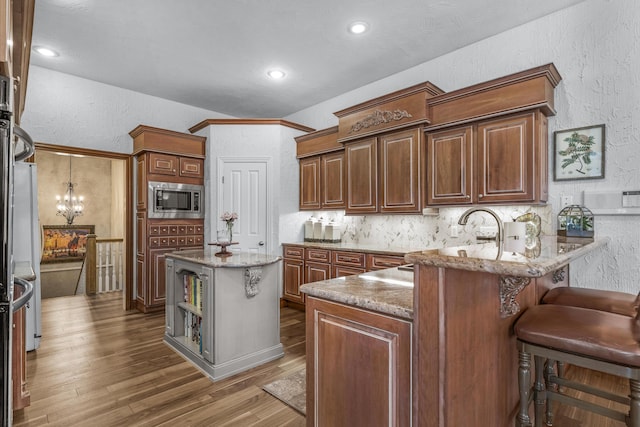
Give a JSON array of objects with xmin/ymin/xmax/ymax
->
[
  {"xmin": 427, "ymin": 110, "xmax": 548, "ymax": 206},
  {"xmin": 346, "ymin": 127, "xmax": 423, "ymax": 214},
  {"xmin": 296, "ymin": 127, "xmax": 346, "ymax": 210}
]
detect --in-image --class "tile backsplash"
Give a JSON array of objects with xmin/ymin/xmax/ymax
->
[{"xmin": 303, "ymin": 205, "xmax": 554, "ymax": 250}]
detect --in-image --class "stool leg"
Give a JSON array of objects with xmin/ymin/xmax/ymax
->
[
  {"xmin": 534, "ymin": 356, "xmax": 546, "ymax": 427},
  {"xmin": 544, "ymin": 359, "xmax": 556, "ymax": 426},
  {"xmin": 518, "ymin": 349, "xmax": 533, "ymax": 427},
  {"xmin": 630, "ymin": 379, "xmax": 640, "ymax": 427}
]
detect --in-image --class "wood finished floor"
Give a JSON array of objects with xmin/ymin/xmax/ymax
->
[
  {"xmin": 12, "ymin": 291, "xmax": 630, "ymax": 427},
  {"xmin": 13, "ymin": 292, "xmax": 306, "ymax": 426}
]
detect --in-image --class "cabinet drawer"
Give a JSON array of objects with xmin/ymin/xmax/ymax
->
[
  {"xmin": 184, "ymin": 235, "xmax": 204, "ymax": 246},
  {"xmin": 333, "ymin": 265, "xmax": 366, "ymax": 278},
  {"xmin": 332, "ymin": 251, "xmax": 365, "ymax": 267},
  {"xmin": 149, "ymin": 237, "xmax": 171, "ymax": 247},
  {"xmin": 149, "ymin": 225, "xmax": 161, "ymax": 235},
  {"xmin": 305, "ymin": 248, "xmax": 331, "ymax": 263},
  {"xmin": 178, "ymin": 225, "xmax": 187, "ymax": 234},
  {"xmin": 283, "ymin": 245, "xmax": 304, "ymax": 260},
  {"xmin": 366, "ymin": 254, "xmax": 406, "ymax": 270}
]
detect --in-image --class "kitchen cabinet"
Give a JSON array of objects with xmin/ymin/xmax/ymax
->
[
  {"xmin": 296, "ymin": 126, "xmax": 345, "ymax": 210},
  {"xmin": 346, "ymin": 127, "xmax": 423, "ymax": 214},
  {"xmin": 306, "ymin": 296, "xmax": 412, "ymax": 426},
  {"xmin": 426, "ymin": 110, "xmax": 548, "ymax": 206},
  {"xmin": 281, "ymin": 244, "xmax": 406, "ymax": 309},
  {"xmin": 164, "ymin": 252, "xmax": 283, "ymax": 381},
  {"xmin": 130, "ymin": 125, "xmax": 206, "ymax": 313}
]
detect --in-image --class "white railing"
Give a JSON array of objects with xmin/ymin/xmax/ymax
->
[{"xmin": 96, "ymin": 238, "xmax": 124, "ymax": 293}]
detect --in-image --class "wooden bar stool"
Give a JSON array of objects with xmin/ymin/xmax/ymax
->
[
  {"xmin": 514, "ymin": 304, "xmax": 640, "ymax": 427},
  {"xmin": 542, "ymin": 286, "xmax": 639, "ymax": 317}
]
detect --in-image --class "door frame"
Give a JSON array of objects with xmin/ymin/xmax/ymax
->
[
  {"xmin": 217, "ymin": 157, "xmax": 273, "ymax": 254},
  {"xmin": 34, "ymin": 143, "xmax": 135, "ymax": 310}
]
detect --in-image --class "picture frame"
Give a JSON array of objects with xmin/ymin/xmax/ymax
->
[
  {"xmin": 553, "ymin": 124, "xmax": 605, "ymax": 181},
  {"xmin": 41, "ymin": 224, "xmax": 95, "ymax": 263}
]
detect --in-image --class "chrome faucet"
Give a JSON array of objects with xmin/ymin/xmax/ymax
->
[{"xmin": 457, "ymin": 207, "xmax": 504, "ymax": 244}]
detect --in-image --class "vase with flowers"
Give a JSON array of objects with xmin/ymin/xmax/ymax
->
[{"xmin": 220, "ymin": 211, "xmax": 238, "ymax": 242}]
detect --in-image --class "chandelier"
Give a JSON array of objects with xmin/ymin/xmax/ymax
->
[{"xmin": 55, "ymin": 155, "xmax": 85, "ymax": 225}]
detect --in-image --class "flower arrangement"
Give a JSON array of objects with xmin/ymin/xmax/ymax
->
[{"xmin": 220, "ymin": 211, "xmax": 238, "ymax": 242}]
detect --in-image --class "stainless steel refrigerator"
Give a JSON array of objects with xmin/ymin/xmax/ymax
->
[{"xmin": 1, "ymin": 74, "xmax": 35, "ymax": 426}]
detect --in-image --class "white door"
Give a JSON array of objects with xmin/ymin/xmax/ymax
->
[{"xmin": 219, "ymin": 159, "xmax": 269, "ymax": 254}]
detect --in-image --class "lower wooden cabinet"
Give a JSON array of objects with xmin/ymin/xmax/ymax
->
[
  {"xmin": 281, "ymin": 244, "xmax": 405, "ymax": 308},
  {"xmin": 306, "ymin": 296, "xmax": 412, "ymax": 426},
  {"xmin": 135, "ymin": 219, "xmax": 204, "ymax": 313}
]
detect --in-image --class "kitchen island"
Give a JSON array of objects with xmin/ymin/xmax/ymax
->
[
  {"xmin": 302, "ymin": 236, "xmax": 608, "ymax": 427},
  {"xmin": 164, "ymin": 249, "xmax": 283, "ymax": 381}
]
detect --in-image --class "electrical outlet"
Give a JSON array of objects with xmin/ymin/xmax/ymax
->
[
  {"xmin": 561, "ymin": 195, "xmax": 573, "ymax": 207},
  {"xmin": 450, "ymin": 224, "xmax": 459, "ymax": 238}
]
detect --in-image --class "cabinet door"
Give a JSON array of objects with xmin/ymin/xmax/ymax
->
[
  {"xmin": 477, "ymin": 113, "xmax": 535, "ymax": 203},
  {"xmin": 379, "ymin": 128, "xmax": 422, "ymax": 213},
  {"xmin": 321, "ymin": 151, "xmax": 345, "ymax": 209},
  {"xmin": 427, "ymin": 126, "xmax": 474, "ymax": 206},
  {"xmin": 306, "ymin": 297, "xmax": 412, "ymax": 426},
  {"xmin": 346, "ymin": 137, "xmax": 378, "ymax": 214},
  {"xmin": 283, "ymin": 258, "xmax": 305, "ymax": 304},
  {"xmin": 299, "ymin": 156, "xmax": 321, "ymax": 210},
  {"xmin": 147, "ymin": 247, "xmax": 176, "ymax": 308},
  {"xmin": 149, "ymin": 152, "xmax": 178, "ymax": 176},
  {"xmin": 305, "ymin": 262, "xmax": 331, "ymax": 283},
  {"xmin": 179, "ymin": 157, "xmax": 204, "ymax": 179}
]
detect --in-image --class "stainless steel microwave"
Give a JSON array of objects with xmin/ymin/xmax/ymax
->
[{"xmin": 148, "ymin": 181, "xmax": 204, "ymax": 219}]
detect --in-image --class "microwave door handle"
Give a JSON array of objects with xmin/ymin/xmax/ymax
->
[
  {"xmin": 12, "ymin": 277, "xmax": 33, "ymax": 312},
  {"xmin": 13, "ymin": 125, "xmax": 35, "ymax": 161}
]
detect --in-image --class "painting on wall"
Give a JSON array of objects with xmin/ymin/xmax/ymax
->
[
  {"xmin": 41, "ymin": 225, "xmax": 95, "ymax": 263},
  {"xmin": 553, "ymin": 124, "xmax": 605, "ymax": 181}
]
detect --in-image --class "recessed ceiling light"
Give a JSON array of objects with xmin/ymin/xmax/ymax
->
[
  {"xmin": 33, "ymin": 46, "xmax": 59, "ymax": 57},
  {"xmin": 348, "ymin": 21, "xmax": 369, "ymax": 35},
  {"xmin": 267, "ymin": 69, "xmax": 286, "ymax": 79}
]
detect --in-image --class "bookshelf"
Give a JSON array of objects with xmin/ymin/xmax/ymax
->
[{"xmin": 164, "ymin": 250, "xmax": 284, "ymax": 381}]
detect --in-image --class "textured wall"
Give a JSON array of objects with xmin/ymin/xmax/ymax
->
[
  {"xmin": 20, "ymin": 66, "xmax": 233, "ymax": 153},
  {"xmin": 286, "ymin": 0, "xmax": 640, "ymax": 294}
]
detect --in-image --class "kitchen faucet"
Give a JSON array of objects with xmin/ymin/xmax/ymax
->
[{"xmin": 457, "ymin": 207, "xmax": 504, "ymax": 244}]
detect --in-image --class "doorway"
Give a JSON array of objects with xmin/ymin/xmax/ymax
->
[{"xmin": 34, "ymin": 143, "xmax": 134, "ymax": 309}]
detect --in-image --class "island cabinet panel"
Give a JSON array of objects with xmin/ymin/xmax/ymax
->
[
  {"xmin": 427, "ymin": 125, "xmax": 474, "ymax": 205},
  {"xmin": 164, "ymin": 253, "xmax": 283, "ymax": 382},
  {"xmin": 413, "ymin": 264, "xmax": 544, "ymax": 427},
  {"xmin": 306, "ymin": 297, "xmax": 412, "ymax": 427},
  {"xmin": 345, "ymin": 137, "xmax": 378, "ymax": 214}
]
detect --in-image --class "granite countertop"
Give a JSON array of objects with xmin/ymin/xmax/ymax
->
[
  {"xmin": 166, "ymin": 248, "xmax": 281, "ymax": 268},
  {"xmin": 300, "ymin": 267, "xmax": 414, "ymax": 320},
  {"xmin": 284, "ymin": 241, "xmax": 423, "ymax": 256},
  {"xmin": 405, "ymin": 236, "xmax": 609, "ymax": 277}
]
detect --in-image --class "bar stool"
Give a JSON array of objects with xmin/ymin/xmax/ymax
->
[
  {"xmin": 542, "ymin": 286, "xmax": 639, "ymax": 317},
  {"xmin": 514, "ymin": 304, "xmax": 640, "ymax": 427}
]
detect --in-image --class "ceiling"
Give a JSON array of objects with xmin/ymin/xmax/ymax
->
[{"xmin": 30, "ymin": 0, "xmax": 585, "ymax": 118}]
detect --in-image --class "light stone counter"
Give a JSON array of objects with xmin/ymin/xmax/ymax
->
[
  {"xmin": 300, "ymin": 267, "xmax": 414, "ymax": 320},
  {"xmin": 405, "ymin": 236, "xmax": 609, "ymax": 277},
  {"xmin": 166, "ymin": 248, "xmax": 281, "ymax": 268},
  {"xmin": 14, "ymin": 261, "xmax": 36, "ymax": 281}
]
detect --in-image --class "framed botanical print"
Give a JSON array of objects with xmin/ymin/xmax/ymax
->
[{"xmin": 553, "ymin": 124, "xmax": 605, "ymax": 181}]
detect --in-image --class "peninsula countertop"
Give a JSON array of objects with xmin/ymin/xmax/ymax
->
[
  {"xmin": 405, "ymin": 236, "xmax": 609, "ymax": 277},
  {"xmin": 165, "ymin": 248, "xmax": 281, "ymax": 268},
  {"xmin": 300, "ymin": 267, "xmax": 414, "ymax": 320}
]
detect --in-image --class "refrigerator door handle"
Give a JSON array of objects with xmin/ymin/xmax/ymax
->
[
  {"xmin": 13, "ymin": 125, "xmax": 34, "ymax": 162},
  {"xmin": 12, "ymin": 277, "xmax": 33, "ymax": 312}
]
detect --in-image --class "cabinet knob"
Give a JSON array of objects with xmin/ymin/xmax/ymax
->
[
  {"xmin": 466, "ymin": 195, "xmax": 471, "ymax": 199},
  {"xmin": 258, "ymin": 241, "xmax": 265, "ymax": 246},
  {"xmin": 478, "ymin": 194, "xmax": 484, "ymax": 198}
]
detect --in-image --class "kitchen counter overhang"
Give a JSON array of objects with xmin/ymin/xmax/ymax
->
[{"xmin": 405, "ymin": 236, "xmax": 609, "ymax": 278}]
